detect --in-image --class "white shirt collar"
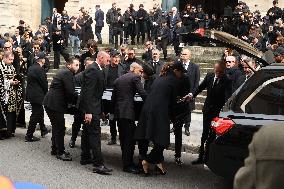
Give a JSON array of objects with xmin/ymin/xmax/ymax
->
[{"xmin": 95, "ymin": 62, "xmax": 102, "ymax": 70}]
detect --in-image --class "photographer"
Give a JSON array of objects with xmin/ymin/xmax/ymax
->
[
  {"xmin": 61, "ymin": 10, "xmax": 70, "ymax": 48},
  {"xmin": 52, "ymin": 27, "xmax": 69, "ymax": 69}
]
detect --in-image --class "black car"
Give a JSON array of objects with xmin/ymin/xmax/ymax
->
[
  {"xmin": 181, "ymin": 30, "xmax": 284, "ymax": 179},
  {"xmin": 208, "ymin": 63, "xmax": 284, "ymax": 179}
]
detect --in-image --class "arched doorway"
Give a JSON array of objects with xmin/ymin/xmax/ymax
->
[
  {"xmin": 54, "ymin": 0, "xmax": 68, "ymax": 13},
  {"xmin": 41, "ymin": 0, "xmax": 68, "ymax": 23}
]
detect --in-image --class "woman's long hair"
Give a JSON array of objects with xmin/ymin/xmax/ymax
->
[{"xmin": 159, "ymin": 62, "xmax": 174, "ymax": 77}]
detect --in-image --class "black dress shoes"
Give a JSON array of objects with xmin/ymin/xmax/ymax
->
[
  {"xmin": 69, "ymin": 140, "xmax": 75, "ymax": 148},
  {"xmin": 123, "ymin": 166, "xmax": 140, "ymax": 174},
  {"xmin": 175, "ymin": 157, "xmax": 184, "ymax": 166},
  {"xmin": 192, "ymin": 158, "xmax": 204, "ymax": 165},
  {"xmin": 107, "ymin": 139, "xmax": 117, "ymax": 145},
  {"xmin": 93, "ymin": 165, "xmax": 113, "ymax": 175},
  {"xmin": 185, "ymin": 129, "xmax": 190, "ymax": 136},
  {"xmin": 25, "ymin": 136, "xmax": 40, "ymax": 142},
  {"xmin": 56, "ymin": 152, "xmax": 72, "ymax": 161},
  {"xmin": 41, "ymin": 129, "xmax": 49, "ymax": 138}
]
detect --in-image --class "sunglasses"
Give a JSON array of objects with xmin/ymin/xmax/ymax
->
[
  {"xmin": 128, "ymin": 53, "xmax": 134, "ymax": 55},
  {"xmin": 4, "ymin": 46, "xmax": 11, "ymax": 49},
  {"xmin": 153, "ymin": 53, "xmax": 158, "ymax": 55}
]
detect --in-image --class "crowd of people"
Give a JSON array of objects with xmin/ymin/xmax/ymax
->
[{"xmin": 0, "ymin": 0, "xmax": 283, "ymax": 177}]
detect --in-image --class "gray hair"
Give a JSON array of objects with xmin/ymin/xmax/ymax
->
[
  {"xmin": 97, "ymin": 51, "xmax": 109, "ymax": 58},
  {"xmin": 130, "ymin": 62, "xmax": 142, "ymax": 72}
]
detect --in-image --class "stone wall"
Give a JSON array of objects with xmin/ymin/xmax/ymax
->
[{"xmin": 0, "ymin": 0, "xmax": 40, "ymax": 35}]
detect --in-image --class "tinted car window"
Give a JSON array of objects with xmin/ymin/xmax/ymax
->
[{"xmin": 245, "ymin": 79, "xmax": 284, "ymax": 115}]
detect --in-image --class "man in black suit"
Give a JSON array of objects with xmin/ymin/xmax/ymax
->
[
  {"xmin": 25, "ymin": 52, "xmax": 49, "ymax": 142},
  {"xmin": 79, "ymin": 51, "xmax": 113, "ymax": 174},
  {"xmin": 123, "ymin": 48, "xmax": 144, "ymax": 72},
  {"xmin": 225, "ymin": 56, "xmax": 243, "ymax": 93},
  {"xmin": 103, "ymin": 51, "xmax": 126, "ymax": 145},
  {"xmin": 12, "ymin": 29, "xmax": 23, "ymax": 49},
  {"xmin": 186, "ymin": 62, "xmax": 232, "ymax": 165},
  {"xmin": 95, "ymin": 5, "xmax": 104, "ymax": 44},
  {"xmin": 173, "ymin": 48, "xmax": 200, "ymax": 165},
  {"xmin": 69, "ymin": 57, "xmax": 95, "ymax": 149},
  {"xmin": 157, "ymin": 20, "xmax": 171, "ymax": 60},
  {"xmin": 112, "ymin": 62, "xmax": 147, "ymax": 173},
  {"xmin": 43, "ymin": 58, "xmax": 79, "ymax": 161},
  {"xmin": 147, "ymin": 49, "xmax": 165, "ymax": 78},
  {"xmin": 79, "ymin": 40, "xmax": 98, "ymax": 72}
]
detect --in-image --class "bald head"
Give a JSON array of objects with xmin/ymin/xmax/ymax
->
[
  {"xmin": 130, "ymin": 63, "xmax": 143, "ymax": 76},
  {"xmin": 96, "ymin": 51, "xmax": 110, "ymax": 68}
]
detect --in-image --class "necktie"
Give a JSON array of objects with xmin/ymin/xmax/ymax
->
[{"xmin": 213, "ymin": 77, "xmax": 219, "ymax": 88}]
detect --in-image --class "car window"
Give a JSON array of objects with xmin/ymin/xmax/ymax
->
[{"xmin": 245, "ymin": 79, "xmax": 284, "ymax": 115}]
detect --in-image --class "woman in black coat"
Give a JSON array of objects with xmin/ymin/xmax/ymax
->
[{"xmin": 135, "ymin": 61, "xmax": 186, "ymax": 175}]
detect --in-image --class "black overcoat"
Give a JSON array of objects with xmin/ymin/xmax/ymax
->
[{"xmin": 135, "ymin": 72, "xmax": 180, "ymax": 147}]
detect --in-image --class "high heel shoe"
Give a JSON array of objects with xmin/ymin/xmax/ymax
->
[
  {"xmin": 155, "ymin": 164, "xmax": 166, "ymax": 175},
  {"xmin": 142, "ymin": 160, "xmax": 150, "ymax": 176}
]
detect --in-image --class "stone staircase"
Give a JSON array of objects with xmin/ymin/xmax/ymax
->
[{"xmin": 46, "ymin": 45, "xmax": 224, "ymax": 111}]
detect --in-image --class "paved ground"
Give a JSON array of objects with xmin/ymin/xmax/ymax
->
[{"xmin": 0, "ymin": 129, "xmax": 229, "ymax": 189}]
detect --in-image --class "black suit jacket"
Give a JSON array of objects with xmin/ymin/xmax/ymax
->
[
  {"xmin": 79, "ymin": 63, "xmax": 105, "ymax": 115},
  {"xmin": 95, "ymin": 9, "xmax": 105, "ymax": 27},
  {"xmin": 147, "ymin": 60, "xmax": 165, "ymax": 77},
  {"xmin": 79, "ymin": 51, "xmax": 98, "ymax": 71},
  {"xmin": 112, "ymin": 72, "xmax": 147, "ymax": 120},
  {"xmin": 184, "ymin": 62, "xmax": 200, "ymax": 111},
  {"xmin": 12, "ymin": 35, "xmax": 23, "ymax": 48},
  {"xmin": 43, "ymin": 68, "xmax": 75, "ymax": 112},
  {"xmin": 193, "ymin": 72, "xmax": 232, "ymax": 114},
  {"xmin": 26, "ymin": 63, "xmax": 48, "ymax": 104},
  {"xmin": 226, "ymin": 67, "xmax": 243, "ymax": 93},
  {"xmin": 103, "ymin": 63, "xmax": 126, "ymax": 87}
]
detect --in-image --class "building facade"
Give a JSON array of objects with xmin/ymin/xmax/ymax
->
[{"xmin": 0, "ymin": 0, "xmax": 283, "ymax": 41}]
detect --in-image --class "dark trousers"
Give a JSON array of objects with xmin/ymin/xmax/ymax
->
[
  {"xmin": 173, "ymin": 124, "xmax": 182, "ymax": 158},
  {"xmin": 136, "ymin": 22, "xmax": 146, "ymax": 45},
  {"xmin": 199, "ymin": 112, "xmax": 217, "ymax": 162},
  {"xmin": 81, "ymin": 114, "xmax": 104, "ymax": 166},
  {"xmin": 146, "ymin": 143, "xmax": 165, "ymax": 164},
  {"xmin": 45, "ymin": 108, "xmax": 66, "ymax": 155},
  {"xmin": 109, "ymin": 119, "xmax": 117, "ymax": 141},
  {"xmin": 109, "ymin": 25, "xmax": 114, "ymax": 44},
  {"xmin": 17, "ymin": 102, "xmax": 25, "ymax": 126},
  {"xmin": 173, "ymin": 112, "xmax": 191, "ymax": 158},
  {"xmin": 157, "ymin": 39, "xmax": 168, "ymax": 59},
  {"xmin": 117, "ymin": 118, "xmax": 136, "ymax": 168},
  {"xmin": 125, "ymin": 24, "xmax": 136, "ymax": 44},
  {"xmin": 53, "ymin": 49, "xmax": 69, "ymax": 69},
  {"xmin": 71, "ymin": 111, "xmax": 84, "ymax": 142},
  {"xmin": 61, "ymin": 30, "xmax": 69, "ymax": 47},
  {"xmin": 7, "ymin": 111, "xmax": 16, "ymax": 134},
  {"xmin": 95, "ymin": 26, "xmax": 103, "ymax": 43},
  {"xmin": 26, "ymin": 103, "xmax": 46, "ymax": 138}
]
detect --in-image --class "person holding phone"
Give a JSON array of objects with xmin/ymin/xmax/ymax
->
[{"xmin": 0, "ymin": 52, "xmax": 23, "ymax": 139}]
